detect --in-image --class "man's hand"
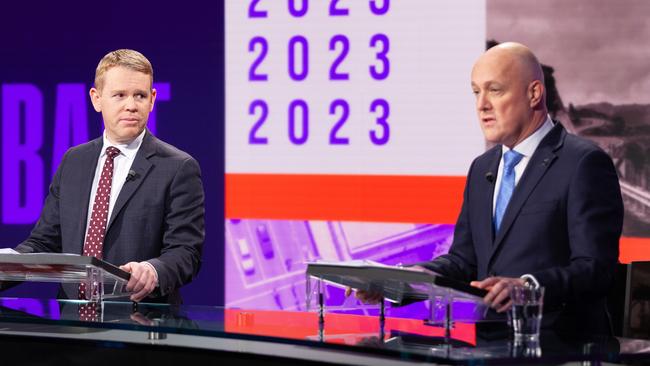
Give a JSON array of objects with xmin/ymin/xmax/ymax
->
[
  {"xmin": 130, "ymin": 312, "xmax": 155, "ymax": 326},
  {"xmin": 470, "ymin": 276, "xmax": 525, "ymax": 313},
  {"xmin": 343, "ymin": 265, "xmax": 437, "ymax": 304},
  {"xmin": 120, "ymin": 261, "xmax": 158, "ymax": 302},
  {"xmin": 344, "ymin": 287, "xmax": 383, "ymax": 304}
]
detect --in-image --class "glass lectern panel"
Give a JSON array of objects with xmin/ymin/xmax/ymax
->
[
  {"xmin": 305, "ymin": 261, "xmax": 491, "ymax": 333},
  {"xmin": 0, "ymin": 253, "xmax": 130, "ymax": 301}
]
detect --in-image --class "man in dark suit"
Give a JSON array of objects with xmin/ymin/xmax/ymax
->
[
  {"xmin": 353, "ymin": 43, "xmax": 623, "ymax": 335},
  {"xmin": 14, "ymin": 49, "xmax": 205, "ymax": 304}
]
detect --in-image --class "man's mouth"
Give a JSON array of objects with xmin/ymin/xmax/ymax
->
[{"xmin": 482, "ymin": 116, "xmax": 495, "ymax": 124}]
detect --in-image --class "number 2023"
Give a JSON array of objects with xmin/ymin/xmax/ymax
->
[
  {"xmin": 248, "ymin": 0, "xmax": 390, "ymax": 18},
  {"xmin": 248, "ymin": 99, "xmax": 390, "ymax": 146},
  {"xmin": 249, "ymin": 34, "xmax": 389, "ymax": 81}
]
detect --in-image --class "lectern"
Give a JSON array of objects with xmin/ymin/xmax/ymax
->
[
  {"xmin": 306, "ymin": 261, "xmax": 490, "ymax": 339},
  {"xmin": 0, "ymin": 253, "xmax": 130, "ymax": 302}
]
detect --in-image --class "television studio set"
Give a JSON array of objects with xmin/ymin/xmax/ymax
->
[{"xmin": 0, "ymin": 1, "xmax": 650, "ymax": 365}]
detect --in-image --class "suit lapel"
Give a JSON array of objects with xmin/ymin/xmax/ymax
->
[
  {"xmin": 74, "ymin": 139, "xmax": 102, "ymax": 255},
  {"xmin": 482, "ymin": 148, "xmax": 502, "ymax": 243},
  {"xmin": 489, "ymin": 123, "xmax": 565, "ymax": 260},
  {"xmin": 106, "ymin": 132, "xmax": 155, "ymax": 232}
]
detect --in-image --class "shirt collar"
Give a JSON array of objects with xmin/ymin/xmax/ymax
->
[
  {"xmin": 502, "ymin": 115, "xmax": 554, "ymax": 158},
  {"xmin": 101, "ymin": 129, "xmax": 146, "ymax": 159}
]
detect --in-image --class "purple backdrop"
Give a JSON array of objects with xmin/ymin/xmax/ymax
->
[{"xmin": 0, "ymin": 2, "xmax": 224, "ymax": 305}]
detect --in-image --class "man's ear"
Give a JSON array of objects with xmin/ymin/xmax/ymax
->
[
  {"xmin": 89, "ymin": 87, "xmax": 102, "ymax": 112},
  {"xmin": 528, "ymin": 80, "xmax": 544, "ymax": 108},
  {"xmin": 149, "ymin": 88, "xmax": 157, "ymax": 112}
]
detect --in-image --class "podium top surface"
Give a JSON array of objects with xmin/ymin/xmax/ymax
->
[
  {"xmin": 0, "ymin": 253, "xmax": 130, "ymax": 283},
  {"xmin": 306, "ymin": 261, "xmax": 487, "ymax": 304}
]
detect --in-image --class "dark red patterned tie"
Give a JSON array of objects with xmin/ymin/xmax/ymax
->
[
  {"xmin": 78, "ymin": 301, "xmax": 100, "ymax": 322},
  {"xmin": 79, "ymin": 146, "xmax": 120, "ymax": 308}
]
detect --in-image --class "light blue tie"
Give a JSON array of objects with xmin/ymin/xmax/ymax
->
[{"xmin": 494, "ymin": 150, "xmax": 524, "ymax": 232}]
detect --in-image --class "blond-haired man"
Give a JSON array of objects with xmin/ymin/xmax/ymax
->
[{"xmin": 15, "ymin": 49, "xmax": 205, "ymax": 304}]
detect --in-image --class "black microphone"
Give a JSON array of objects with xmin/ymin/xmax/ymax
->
[
  {"xmin": 485, "ymin": 172, "xmax": 495, "ymax": 183},
  {"xmin": 126, "ymin": 170, "xmax": 136, "ymax": 182}
]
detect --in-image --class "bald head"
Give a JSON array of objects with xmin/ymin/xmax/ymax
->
[
  {"xmin": 470, "ymin": 42, "xmax": 548, "ymax": 148},
  {"xmin": 481, "ymin": 42, "xmax": 545, "ymax": 90}
]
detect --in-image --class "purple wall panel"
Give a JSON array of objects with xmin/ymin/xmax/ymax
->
[
  {"xmin": 225, "ymin": 219, "xmax": 455, "ymax": 318},
  {"xmin": 0, "ymin": 2, "xmax": 224, "ymax": 305}
]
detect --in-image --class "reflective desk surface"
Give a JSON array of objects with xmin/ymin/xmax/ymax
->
[{"xmin": 0, "ymin": 297, "xmax": 649, "ymax": 365}]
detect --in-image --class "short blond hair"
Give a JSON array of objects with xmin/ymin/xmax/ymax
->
[{"xmin": 94, "ymin": 49, "xmax": 154, "ymax": 91}]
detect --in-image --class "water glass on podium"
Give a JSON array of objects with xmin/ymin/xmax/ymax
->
[{"xmin": 509, "ymin": 285, "xmax": 544, "ymax": 341}]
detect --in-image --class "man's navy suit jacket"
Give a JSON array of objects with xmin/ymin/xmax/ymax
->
[
  {"xmin": 16, "ymin": 131, "xmax": 205, "ymax": 304},
  {"xmin": 423, "ymin": 123, "xmax": 623, "ymax": 334}
]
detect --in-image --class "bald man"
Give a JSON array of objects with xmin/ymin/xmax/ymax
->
[{"xmin": 352, "ymin": 43, "xmax": 623, "ymax": 335}]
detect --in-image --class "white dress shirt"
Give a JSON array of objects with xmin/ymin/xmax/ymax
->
[
  {"xmin": 492, "ymin": 116, "xmax": 555, "ymax": 215},
  {"xmin": 84, "ymin": 129, "xmax": 145, "ymax": 233}
]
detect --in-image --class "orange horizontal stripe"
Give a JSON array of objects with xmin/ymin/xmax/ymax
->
[
  {"xmin": 620, "ymin": 237, "xmax": 650, "ymax": 264},
  {"xmin": 225, "ymin": 173, "xmax": 465, "ymax": 223}
]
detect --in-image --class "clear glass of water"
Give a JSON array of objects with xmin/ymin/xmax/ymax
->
[{"xmin": 509, "ymin": 285, "xmax": 544, "ymax": 341}]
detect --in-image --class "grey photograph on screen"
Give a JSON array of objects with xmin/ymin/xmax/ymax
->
[{"xmin": 488, "ymin": 0, "xmax": 650, "ymax": 237}]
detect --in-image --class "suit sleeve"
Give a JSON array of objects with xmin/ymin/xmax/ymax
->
[
  {"xmin": 147, "ymin": 157, "xmax": 205, "ymax": 296},
  {"xmin": 14, "ymin": 152, "xmax": 67, "ymax": 254},
  {"xmin": 416, "ymin": 161, "xmax": 478, "ymax": 282},
  {"xmin": 531, "ymin": 149, "xmax": 623, "ymax": 307}
]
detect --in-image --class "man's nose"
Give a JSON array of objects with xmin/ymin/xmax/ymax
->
[
  {"xmin": 124, "ymin": 96, "xmax": 137, "ymax": 111},
  {"xmin": 477, "ymin": 93, "xmax": 491, "ymax": 111}
]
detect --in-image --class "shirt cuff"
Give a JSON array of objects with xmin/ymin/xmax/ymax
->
[
  {"xmin": 143, "ymin": 261, "xmax": 159, "ymax": 287},
  {"xmin": 520, "ymin": 274, "xmax": 540, "ymax": 289}
]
